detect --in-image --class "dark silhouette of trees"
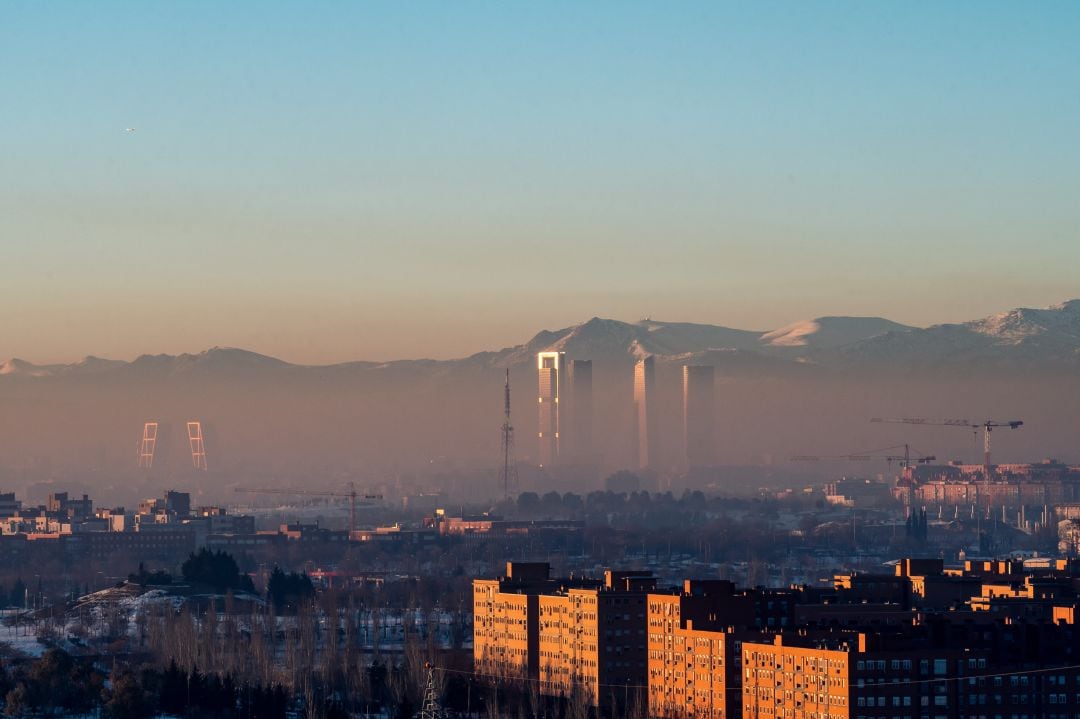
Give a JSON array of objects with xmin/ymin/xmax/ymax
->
[
  {"xmin": 905, "ymin": 508, "xmax": 929, "ymax": 543},
  {"xmin": 181, "ymin": 549, "xmax": 255, "ymax": 593},
  {"xmin": 102, "ymin": 668, "xmax": 156, "ymax": 719},
  {"xmin": 4, "ymin": 648, "xmax": 103, "ymax": 717},
  {"xmin": 7, "ymin": 579, "xmax": 25, "ymax": 609},
  {"xmin": 266, "ymin": 567, "xmax": 315, "ymax": 612},
  {"xmin": 129, "ymin": 562, "xmax": 173, "ymax": 587}
]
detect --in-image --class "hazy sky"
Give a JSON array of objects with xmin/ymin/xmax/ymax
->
[{"xmin": 3, "ymin": 2, "xmax": 1079, "ymax": 364}]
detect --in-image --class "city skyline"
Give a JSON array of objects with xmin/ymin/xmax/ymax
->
[
  {"xmin": 3, "ymin": 3, "xmax": 1080, "ymax": 363},
  {"xmin": 4, "ymin": 4, "xmax": 1080, "ymax": 717}
]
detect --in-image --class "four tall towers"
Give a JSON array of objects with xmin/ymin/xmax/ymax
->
[{"xmin": 537, "ymin": 351, "xmax": 717, "ymax": 474}]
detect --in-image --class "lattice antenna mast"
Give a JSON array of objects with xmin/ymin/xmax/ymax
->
[
  {"xmin": 419, "ymin": 663, "xmax": 445, "ymax": 719},
  {"xmin": 499, "ymin": 369, "xmax": 518, "ymax": 499}
]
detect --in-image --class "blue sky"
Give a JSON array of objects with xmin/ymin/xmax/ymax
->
[{"xmin": 2, "ymin": 2, "xmax": 1079, "ymax": 362}]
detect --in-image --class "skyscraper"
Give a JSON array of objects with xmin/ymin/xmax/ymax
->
[
  {"xmin": 537, "ymin": 351, "xmax": 566, "ymax": 467},
  {"xmin": 682, "ymin": 365, "xmax": 715, "ymax": 470},
  {"xmin": 568, "ymin": 359, "xmax": 593, "ymax": 464},
  {"xmin": 633, "ymin": 355, "xmax": 659, "ymax": 471}
]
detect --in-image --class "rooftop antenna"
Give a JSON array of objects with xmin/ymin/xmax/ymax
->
[{"xmin": 499, "ymin": 369, "xmax": 518, "ymax": 499}]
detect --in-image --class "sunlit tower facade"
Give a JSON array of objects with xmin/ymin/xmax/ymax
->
[
  {"xmin": 187, "ymin": 421, "xmax": 208, "ymax": 470},
  {"xmin": 633, "ymin": 355, "xmax": 659, "ymax": 471},
  {"xmin": 682, "ymin": 365, "xmax": 715, "ymax": 470},
  {"xmin": 137, "ymin": 422, "xmax": 158, "ymax": 469},
  {"xmin": 537, "ymin": 351, "xmax": 566, "ymax": 468},
  {"xmin": 569, "ymin": 359, "xmax": 593, "ymax": 464}
]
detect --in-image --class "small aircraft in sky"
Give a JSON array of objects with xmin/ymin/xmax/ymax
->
[{"xmin": 123, "ymin": 127, "xmax": 136, "ymax": 133}]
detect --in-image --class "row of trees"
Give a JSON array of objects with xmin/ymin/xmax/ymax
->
[
  {"xmin": 181, "ymin": 549, "xmax": 257, "ymax": 594},
  {"xmin": 109, "ymin": 662, "xmax": 319, "ymax": 719},
  {"xmin": 134, "ymin": 585, "xmax": 456, "ymax": 717},
  {"xmin": 0, "ymin": 648, "xmax": 334, "ymax": 719},
  {"xmin": 0, "ymin": 649, "xmax": 102, "ymax": 717},
  {"xmin": 178, "ymin": 549, "xmax": 315, "ymax": 611}
]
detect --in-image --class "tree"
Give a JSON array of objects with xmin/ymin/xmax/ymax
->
[
  {"xmin": 5, "ymin": 648, "xmax": 103, "ymax": 716},
  {"xmin": 103, "ymin": 669, "xmax": 156, "ymax": 719},
  {"xmin": 129, "ymin": 562, "xmax": 172, "ymax": 587},
  {"xmin": 7, "ymin": 579, "xmax": 25, "ymax": 609},
  {"xmin": 266, "ymin": 567, "xmax": 315, "ymax": 612},
  {"xmin": 516, "ymin": 492, "xmax": 540, "ymax": 512},
  {"xmin": 181, "ymin": 549, "xmax": 254, "ymax": 593}
]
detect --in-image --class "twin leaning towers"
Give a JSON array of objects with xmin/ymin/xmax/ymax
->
[{"xmin": 536, "ymin": 351, "xmax": 715, "ymax": 473}]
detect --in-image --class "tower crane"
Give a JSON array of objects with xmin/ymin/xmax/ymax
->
[
  {"xmin": 791, "ymin": 444, "xmax": 935, "ymax": 469},
  {"xmin": 869, "ymin": 418, "xmax": 1023, "ymax": 476},
  {"xmin": 234, "ymin": 483, "xmax": 382, "ymax": 534}
]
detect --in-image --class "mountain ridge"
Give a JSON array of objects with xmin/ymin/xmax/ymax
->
[{"xmin": 3, "ymin": 300, "xmax": 1079, "ymax": 379}]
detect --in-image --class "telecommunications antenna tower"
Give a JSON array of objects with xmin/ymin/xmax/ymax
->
[{"xmin": 499, "ymin": 369, "xmax": 518, "ymax": 499}]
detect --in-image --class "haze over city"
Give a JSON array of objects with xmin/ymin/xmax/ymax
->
[{"xmin": 3, "ymin": 5, "xmax": 1080, "ymax": 718}]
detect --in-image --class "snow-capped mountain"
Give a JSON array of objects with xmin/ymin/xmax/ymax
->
[
  {"xmin": 2, "ymin": 301, "xmax": 1078, "ymax": 480},
  {"xmin": 760, "ymin": 317, "xmax": 912, "ymax": 350},
  {"xmin": 2, "ymin": 300, "xmax": 1079, "ymax": 379},
  {"xmin": 836, "ymin": 300, "xmax": 1080, "ymax": 369},
  {"xmin": 497, "ymin": 317, "xmax": 764, "ymax": 366},
  {"xmin": 0, "ymin": 358, "xmax": 61, "ymax": 377}
]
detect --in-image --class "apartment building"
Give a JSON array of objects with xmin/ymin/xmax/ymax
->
[{"xmin": 537, "ymin": 570, "xmax": 656, "ymax": 709}]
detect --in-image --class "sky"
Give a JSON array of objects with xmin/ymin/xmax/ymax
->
[{"xmin": 2, "ymin": 2, "xmax": 1079, "ymax": 364}]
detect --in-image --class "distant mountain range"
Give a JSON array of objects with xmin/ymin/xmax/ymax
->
[
  {"xmin": 3, "ymin": 300, "xmax": 1079, "ymax": 380},
  {"xmin": 2, "ymin": 300, "xmax": 1079, "ymax": 487}
]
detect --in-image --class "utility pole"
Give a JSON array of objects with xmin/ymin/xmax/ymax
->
[{"xmin": 419, "ymin": 663, "xmax": 445, "ymax": 719}]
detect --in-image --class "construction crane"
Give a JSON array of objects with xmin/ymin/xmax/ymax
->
[
  {"xmin": 870, "ymin": 418, "xmax": 1023, "ymax": 476},
  {"xmin": 791, "ymin": 444, "xmax": 935, "ymax": 469},
  {"xmin": 233, "ymin": 483, "xmax": 382, "ymax": 534}
]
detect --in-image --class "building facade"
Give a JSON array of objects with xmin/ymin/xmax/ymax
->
[
  {"xmin": 568, "ymin": 358, "xmax": 593, "ymax": 464},
  {"xmin": 537, "ymin": 351, "xmax": 566, "ymax": 467},
  {"xmin": 634, "ymin": 355, "xmax": 659, "ymax": 471},
  {"xmin": 683, "ymin": 365, "xmax": 716, "ymax": 471}
]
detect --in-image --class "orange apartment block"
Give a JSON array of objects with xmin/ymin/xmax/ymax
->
[
  {"xmin": 536, "ymin": 570, "xmax": 655, "ymax": 709},
  {"xmin": 740, "ymin": 630, "xmax": 1011, "ymax": 719},
  {"xmin": 647, "ymin": 580, "xmax": 763, "ymax": 719},
  {"xmin": 473, "ymin": 562, "xmax": 566, "ymax": 682},
  {"xmin": 742, "ymin": 635, "xmax": 855, "ymax": 719}
]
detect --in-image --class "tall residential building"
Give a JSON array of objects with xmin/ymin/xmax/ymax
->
[
  {"xmin": 647, "ymin": 581, "xmax": 757, "ymax": 719},
  {"xmin": 473, "ymin": 562, "xmax": 561, "ymax": 682},
  {"xmin": 683, "ymin": 365, "xmax": 715, "ymax": 470},
  {"xmin": 568, "ymin": 359, "xmax": 593, "ymax": 463},
  {"xmin": 537, "ymin": 351, "xmax": 566, "ymax": 467},
  {"xmin": 633, "ymin": 355, "xmax": 659, "ymax": 471},
  {"xmin": 537, "ymin": 570, "xmax": 656, "ymax": 709}
]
